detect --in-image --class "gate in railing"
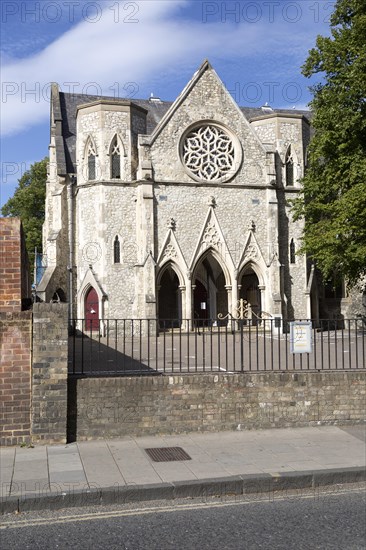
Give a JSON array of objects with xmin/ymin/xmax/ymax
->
[{"xmin": 68, "ymin": 318, "xmax": 366, "ymax": 376}]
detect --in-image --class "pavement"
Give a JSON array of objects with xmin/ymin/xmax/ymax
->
[{"xmin": 1, "ymin": 425, "xmax": 365, "ymax": 514}]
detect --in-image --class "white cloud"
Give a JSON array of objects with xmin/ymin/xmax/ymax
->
[
  {"xmin": 1, "ymin": 0, "xmax": 324, "ymax": 137},
  {"xmin": 0, "ymin": 158, "xmax": 36, "ymax": 206}
]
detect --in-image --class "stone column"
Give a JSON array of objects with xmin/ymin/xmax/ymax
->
[
  {"xmin": 190, "ymin": 283, "xmax": 196, "ymax": 330},
  {"xmin": 226, "ymin": 285, "xmax": 233, "ymax": 316},
  {"xmin": 135, "ymin": 182, "xmax": 156, "ymax": 320},
  {"xmin": 258, "ymin": 285, "xmax": 266, "ymax": 315},
  {"xmin": 179, "ymin": 285, "xmax": 186, "ymax": 328}
]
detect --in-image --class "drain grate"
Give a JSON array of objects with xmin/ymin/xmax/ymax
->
[{"xmin": 145, "ymin": 447, "xmax": 192, "ymax": 462}]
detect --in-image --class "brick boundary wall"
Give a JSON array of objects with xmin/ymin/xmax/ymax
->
[
  {"xmin": 31, "ymin": 303, "xmax": 69, "ymax": 444},
  {"xmin": 0, "ymin": 311, "xmax": 32, "ymax": 446},
  {"xmin": 69, "ymin": 371, "xmax": 366, "ymax": 441},
  {"xmin": 0, "ymin": 218, "xmax": 30, "ymax": 312}
]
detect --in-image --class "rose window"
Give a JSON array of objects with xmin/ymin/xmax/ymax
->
[{"xmin": 182, "ymin": 124, "xmax": 239, "ymax": 182}]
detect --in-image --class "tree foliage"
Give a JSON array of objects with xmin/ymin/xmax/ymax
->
[
  {"xmin": 293, "ymin": 0, "xmax": 366, "ymax": 287},
  {"xmin": 1, "ymin": 158, "xmax": 47, "ymax": 266}
]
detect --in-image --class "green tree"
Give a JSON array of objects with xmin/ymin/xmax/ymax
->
[
  {"xmin": 1, "ymin": 158, "xmax": 47, "ymax": 267},
  {"xmin": 293, "ymin": 0, "xmax": 366, "ymax": 287}
]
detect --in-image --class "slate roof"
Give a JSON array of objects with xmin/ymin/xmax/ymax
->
[{"xmin": 55, "ymin": 91, "xmax": 311, "ymax": 175}]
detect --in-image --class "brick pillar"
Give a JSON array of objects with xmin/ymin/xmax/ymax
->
[
  {"xmin": 0, "ymin": 218, "xmax": 30, "ymax": 311},
  {"xmin": 0, "ymin": 311, "xmax": 32, "ymax": 446},
  {"xmin": 31, "ymin": 303, "xmax": 68, "ymax": 443},
  {"xmin": 0, "ymin": 218, "xmax": 32, "ymax": 445}
]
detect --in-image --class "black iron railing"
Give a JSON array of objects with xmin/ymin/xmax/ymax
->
[{"xmin": 68, "ymin": 318, "xmax": 365, "ymax": 376}]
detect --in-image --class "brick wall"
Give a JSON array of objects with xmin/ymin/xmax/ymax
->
[
  {"xmin": 1, "ymin": 222, "xmax": 69, "ymax": 445},
  {"xmin": 0, "ymin": 218, "xmax": 30, "ymax": 312},
  {"xmin": 31, "ymin": 303, "xmax": 69, "ymax": 444},
  {"xmin": 70, "ymin": 371, "xmax": 366, "ymax": 440},
  {"xmin": 0, "ymin": 311, "xmax": 32, "ymax": 445},
  {"xmin": 0, "ymin": 218, "xmax": 32, "ymax": 445}
]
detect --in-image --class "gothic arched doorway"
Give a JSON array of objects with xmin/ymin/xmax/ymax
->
[
  {"xmin": 158, "ymin": 266, "xmax": 181, "ymax": 328},
  {"xmin": 193, "ymin": 253, "xmax": 228, "ymax": 324},
  {"xmin": 239, "ymin": 269, "xmax": 261, "ymax": 322},
  {"xmin": 85, "ymin": 286, "xmax": 99, "ymax": 331}
]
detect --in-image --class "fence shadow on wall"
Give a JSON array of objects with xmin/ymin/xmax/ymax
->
[{"xmin": 67, "ymin": 328, "xmax": 161, "ymax": 443}]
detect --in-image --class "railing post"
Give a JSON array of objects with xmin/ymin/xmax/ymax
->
[
  {"xmin": 67, "ymin": 317, "xmax": 364, "ymax": 376},
  {"xmin": 240, "ymin": 321, "xmax": 244, "ymax": 371}
]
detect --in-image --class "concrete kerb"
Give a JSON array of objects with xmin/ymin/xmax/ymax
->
[
  {"xmin": 1, "ymin": 467, "xmax": 365, "ymax": 515},
  {"xmin": 311, "ymin": 467, "xmax": 366, "ymax": 486},
  {"xmin": 172, "ymin": 476, "xmax": 244, "ymax": 499}
]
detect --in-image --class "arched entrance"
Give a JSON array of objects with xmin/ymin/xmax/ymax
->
[
  {"xmin": 85, "ymin": 286, "xmax": 99, "ymax": 331},
  {"xmin": 158, "ymin": 266, "xmax": 181, "ymax": 327},
  {"xmin": 193, "ymin": 253, "xmax": 228, "ymax": 324},
  {"xmin": 51, "ymin": 288, "xmax": 66, "ymax": 302},
  {"xmin": 239, "ymin": 268, "xmax": 261, "ymax": 321}
]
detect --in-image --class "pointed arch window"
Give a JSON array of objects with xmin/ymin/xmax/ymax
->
[
  {"xmin": 110, "ymin": 136, "xmax": 121, "ymax": 179},
  {"xmin": 87, "ymin": 139, "xmax": 96, "ymax": 181},
  {"xmin": 290, "ymin": 239, "xmax": 296, "ymax": 264},
  {"xmin": 304, "ymin": 147, "xmax": 309, "ymax": 173},
  {"xmin": 114, "ymin": 236, "xmax": 121, "ymax": 264},
  {"xmin": 285, "ymin": 146, "xmax": 294, "ymax": 187}
]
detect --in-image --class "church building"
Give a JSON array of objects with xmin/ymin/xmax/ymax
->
[{"xmin": 38, "ymin": 60, "xmax": 332, "ymax": 327}]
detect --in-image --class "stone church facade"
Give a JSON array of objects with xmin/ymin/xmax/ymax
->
[{"xmin": 39, "ymin": 60, "xmax": 350, "ymax": 326}]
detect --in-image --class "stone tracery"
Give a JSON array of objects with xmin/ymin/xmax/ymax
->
[
  {"xmin": 182, "ymin": 125, "xmax": 235, "ymax": 181},
  {"xmin": 244, "ymin": 244, "xmax": 258, "ymax": 259},
  {"xmin": 163, "ymin": 244, "xmax": 177, "ymax": 260},
  {"xmin": 202, "ymin": 222, "xmax": 220, "ymax": 246},
  {"xmin": 110, "ymin": 136, "xmax": 121, "ymax": 179}
]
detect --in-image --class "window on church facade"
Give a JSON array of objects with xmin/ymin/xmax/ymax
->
[
  {"xmin": 290, "ymin": 239, "xmax": 296, "ymax": 264},
  {"xmin": 110, "ymin": 136, "xmax": 121, "ymax": 179},
  {"xmin": 114, "ymin": 236, "xmax": 120, "ymax": 263},
  {"xmin": 285, "ymin": 149, "xmax": 294, "ymax": 187},
  {"xmin": 87, "ymin": 140, "xmax": 96, "ymax": 181},
  {"xmin": 286, "ymin": 158, "xmax": 294, "ymax": 186},
  {"xmin": 181, "ymin": 123, "xmax": 241, "ymax": 183}
]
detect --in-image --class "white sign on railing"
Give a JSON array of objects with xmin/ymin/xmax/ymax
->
[{"xmin": 290, "ymin": 321, "xmax": 312, "ymax": 354}]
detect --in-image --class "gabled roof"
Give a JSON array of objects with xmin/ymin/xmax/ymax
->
[
  {"xmin": 50, "ymin": 63, "xmax": 311, "ymax": 175},
  {"xmin": 53, "ymin": 90, "xmax": 173, "ymax": 174}
]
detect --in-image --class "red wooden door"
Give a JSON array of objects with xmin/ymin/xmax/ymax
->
[{"xmin": 85, "ymin": 287, "xmax": 99, "ymax": 331}]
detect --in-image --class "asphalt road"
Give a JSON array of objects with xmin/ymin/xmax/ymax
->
[{"xmin": 1, "ymin": 485, "xmax": 365, "ymax": 549}]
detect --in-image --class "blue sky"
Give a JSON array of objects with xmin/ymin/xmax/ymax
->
[{"xmin": 0, "ymin": 0, "xmax": 334, "ymax": 207}]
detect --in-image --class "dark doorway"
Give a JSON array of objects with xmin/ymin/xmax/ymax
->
[
  {"xmin": 85, "ymin": 287, "xmax": 99, "ymax": 331},
  {"xmin": 193, "ymin": 253, "xmax": 228, "ymax": 324},
  {"xmin": 193, "ymin": 279, "xmax": 208, "ymax": 323},
  {"xmin": 239, "ymin": 270, "xmax": 261, "ymax": 321},
  {"xmin": 158, "ymin": 267, "xmax": 181, "ymax": 327},
  {"xmin": 52, "ymin": 288, "xmax": 66, "ymax": 302}
]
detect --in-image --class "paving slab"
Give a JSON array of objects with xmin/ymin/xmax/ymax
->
[
  {"xmin": 77, "ymin": 441, "xmax": 126, "ymax": 487},
  {"xmin": 0, "ymin": 448, "xmax": 15, "ymax": 490},
  {"xmin": 11, "ymin": 447, "xmax": 49, "ymax": 493},
  {"xmin": 339, "ymin": 425, "xmax": 366, "ymax": 442},
  {"xmin": 49, "ymin": 470, "xmax": 87, "ymax": 484},
  {"xmin": 1, "ymin": 425, "xmax": 365, "ymax": 514},
  {"xmin": 10, "ymin": 479, "xmax": 50, "ymax": 495},
  {"xmin": 108, "ymin": 440, "xmax": 163, "ymax": 485},
  {"xmin": 12, "ymin": 466, "xmax": 47, "ymax": 481},
  {"xmin": 151, "ymin": 462, "xmax": 197, "ymax": 483}
]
